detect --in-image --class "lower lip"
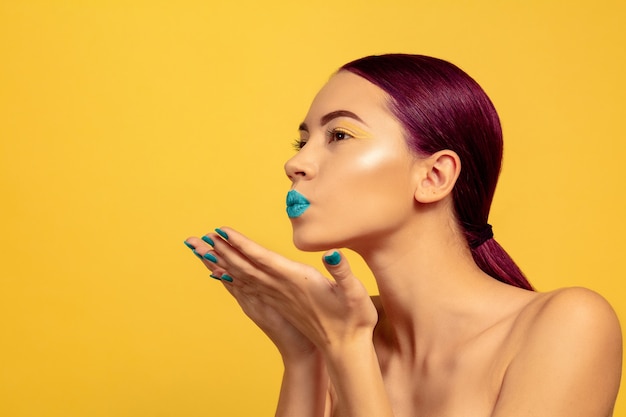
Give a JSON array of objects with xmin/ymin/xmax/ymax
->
[
  {"xmin": 286, "ymin": 190, "xmax": 310, "ymax": 218},
  {"xmin": 287, "ymin": 203, "xmax": 310, "ymax": 218}
]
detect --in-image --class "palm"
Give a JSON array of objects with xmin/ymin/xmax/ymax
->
[{"xmin": 224, "ymin": 283, "xmax": 317, "ymax": 357}]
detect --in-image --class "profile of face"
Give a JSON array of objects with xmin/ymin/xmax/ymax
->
[{"xmin": 284, "ymin": 71, "xmax": 424, "ymax": 253}]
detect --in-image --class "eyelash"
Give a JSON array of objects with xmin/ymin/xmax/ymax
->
[
  {"xmin": 292, "ymin": 138, "xmax": 306, "ymax": 151},
  {"xmin": 327, "ymin": 128, "xmax": 353, "ymax": 142},
  {"xmin": 292, "ymin": 128, "xmax": 353, "ymax": 151}
]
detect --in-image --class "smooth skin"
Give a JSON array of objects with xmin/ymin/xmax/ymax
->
[{"xmin": 186, "ymin": 72, "xmax": 622, "ymax": 417}]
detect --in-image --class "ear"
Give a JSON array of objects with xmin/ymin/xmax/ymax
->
[{"xmin": 414, "ymin": 150, "xmax": 461, "ymax": 204}]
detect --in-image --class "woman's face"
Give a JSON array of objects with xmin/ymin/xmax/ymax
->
[{"xmin": 284, "ymin": 71, "xmax": 420, "ymax": 252}]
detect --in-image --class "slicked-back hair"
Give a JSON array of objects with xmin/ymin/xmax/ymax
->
[{"xmin": 342, "ymin": 54, "xmax": 532, "ymax": 290}]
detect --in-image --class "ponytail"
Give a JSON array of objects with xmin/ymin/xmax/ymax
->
[
  {"xmin": 465, "ymin": 224, "xmax": 533, "ymax": 290},
  {"xmin": 471, "ymin": 238, "xmax": 533, "ymax": 290}
]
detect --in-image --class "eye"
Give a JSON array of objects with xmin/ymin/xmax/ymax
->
[
  {"xmin": 327, "ymin": 128, "xmax": 353, "ymax": 143},
  {"xmin": 292, "ymin": 138, "xmax": 307, "ymax": 151}
]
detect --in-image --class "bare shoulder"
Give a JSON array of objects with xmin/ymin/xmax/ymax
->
[
  {"xmin": 493, "ymin": 287, "xmax": 622, "ymax": 417},
  {"xmin": 520, "ymin": 287, "xmax": 621, "ymax": 346}
]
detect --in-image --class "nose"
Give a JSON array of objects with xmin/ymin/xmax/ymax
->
[{"xmin": 284, "ymin": 146, "xmax": 317, "ymax": 182}]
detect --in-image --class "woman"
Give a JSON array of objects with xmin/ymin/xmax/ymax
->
[{"xmin": 184, "ymin": 54, "xmax": 622, "ymax": 417}]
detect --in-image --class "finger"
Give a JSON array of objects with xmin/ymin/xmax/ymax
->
[
  {"xmin": 202, "ymin": 228, "xmax": 323, "ymax": 299},
  {"xmin": 204, "ymin": 232, "xmax": 256, "ymax": 277},
  {"xmin": 207, "ymin": 265, "xmax": 228, "ymax": 282},
  {"xmin": 184, "ymin": 237, "xmax": 211, "ymax": 261},
  {"xmin": 184, "ymin": 236, "xmax": 212, "ymax": 254},
  {"xmin": 192, "ymin": 247, "xmax": 234, "ymax": 283},
  {"xmin": 196, "ymin": 232, "xmax": 276, "ymax": 291},
  {"xmin": 322, "ymin": 250, "xmax": 355, "ymax": 286},
  {"xmin": 200, "ymin": 234, "xmax": 216, "ymax": 247},
  {"xmin": 184, "ymin": 237, "xmax": 224, "ymax": 276},
  {"xmin": 212, "ymin": 226, "xmax": 297, "ymax": 276}
]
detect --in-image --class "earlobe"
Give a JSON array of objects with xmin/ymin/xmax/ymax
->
[{"xmin": 414, "ymin": 150, "xmax": 461, "ymax": 203}]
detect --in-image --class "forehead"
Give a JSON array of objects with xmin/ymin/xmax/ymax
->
[{"xmin": 305, "ymin": 71, "xmax": 395, "ymax": 124}]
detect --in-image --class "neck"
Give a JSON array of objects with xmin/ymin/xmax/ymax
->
[{"xmin": 354, "ymin": 220, "xmax": 510, "ymax": 359}]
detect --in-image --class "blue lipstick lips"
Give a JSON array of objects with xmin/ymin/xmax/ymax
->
[{"xmin": 286, "ymin": 190, "xmax": 310, "ymax": 218}]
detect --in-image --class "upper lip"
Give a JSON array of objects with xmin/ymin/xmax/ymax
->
[{"xmin": 286, "ymin": 189, "xmax": 310, "ymax": 207}]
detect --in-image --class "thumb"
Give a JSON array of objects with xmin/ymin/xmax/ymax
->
[{"xmin": 322, "ymin": 250, "xmax": 354, "ymax": 286}]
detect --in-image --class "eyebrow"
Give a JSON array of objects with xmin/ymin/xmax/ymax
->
[{"xmin": 298, "ymin": 110, "xmax": 366, "ymax": 132}]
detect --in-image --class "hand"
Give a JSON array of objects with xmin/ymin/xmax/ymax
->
[
  {"xmin": 185, "ymin": 233, "xmax": 316, "ymax": 360},
  {"xmin": 185, "ymin": 227, "xmax": 378, "ymax": 356}
]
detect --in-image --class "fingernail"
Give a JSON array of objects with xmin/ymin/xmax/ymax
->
[
  {"xmin": 221, "ymin": 274, "xmax": 233, "ymax": 282},
  {"xmin": 184, "ymin": 241, "xmax": 195, "ymax": 250},
  {"xmin": 203, "ymin": 253, "xmax": 218, "ymax": 263},
  {"xmin": 202, "ymin": 236, "xmax": 215, "ymax": 246},
  {"xmin": 192, "ymin": 250, "xmax": 203, "ymax": 260},
  {"xmin": 209, "ymin": 274, "xmax": 222, "ymax": 281},
  {"xmin": 324, "ymin": 251, "xmax": 341, "ymax": 266},
  {"xmin": 215, "ymin": 228, "xmax": 229, "ymax": 240}
]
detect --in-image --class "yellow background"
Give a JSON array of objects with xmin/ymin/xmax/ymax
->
[{"xmin": 1, "ymin": 1, "xmax": 625, "ymax": 416}]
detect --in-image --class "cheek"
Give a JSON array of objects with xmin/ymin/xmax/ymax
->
[
  {"xmin": 324, "ymin": 149, "xmax": 415, "ymax": 226},
  {"xmin": 290, "ymin": 144, "xmax": 416, "ymax": 250},
  {"xmin": 342, "ymin": 146, "xmax": 413, "ymax": 195}
]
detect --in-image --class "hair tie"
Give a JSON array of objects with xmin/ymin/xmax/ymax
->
[{"xmin": 469, "ymin": 223, "xmax": 493, "ymax": 249}]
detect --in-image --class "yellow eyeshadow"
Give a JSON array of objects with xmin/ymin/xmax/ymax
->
[{"xmin": 337, "ymin": 122, "xmax": 373, "ymax": 139}]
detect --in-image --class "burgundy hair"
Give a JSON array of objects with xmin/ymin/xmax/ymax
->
[{"xmin": 342, "ymin": 54, "xmax": 532, "ymax": 290}]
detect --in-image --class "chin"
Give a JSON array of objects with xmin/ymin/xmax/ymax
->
[
  {"xmin": 291, "ymin": 226, "xmax": 337, "ymax": 252},
  {"xmin": 291, "ymin": 222, "xmax": 381, "ymax": 256},
  {"xmin": 291, "ymin": 225, "xmax": 356, "ymax": 252},
  {"xmin": 292, "ymin": 235, "xmax": 332, "ymax": 252}
]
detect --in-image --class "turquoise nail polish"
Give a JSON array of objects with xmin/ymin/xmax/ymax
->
[
  {"xmin": 221, "ymin": 274, "xmax": 233, "ymax": 282},
  {"xmin": 192, "ymin": 250, "xmax": 203, "ymax": 260},
  {"xmin": 209, "ymin": 274, "xmax": 222, "ymax": 281},
  {"xmin": 184, "ymin": 241, "xmax": 195, "ymax": 250},
  {"xmin": 324, "ymin": 251, "xmax": 341, "ymax": 266},
  {"xmin": 203, "ymin": 253, "xmax": 218, "ymax": 263},
  {"xmin": 202, "ymin": 236, "xmax": 215, "ymax": 246},
  {"xmin": 215, "ymin": 228, "xmax": 228, "ymax": 240}
]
